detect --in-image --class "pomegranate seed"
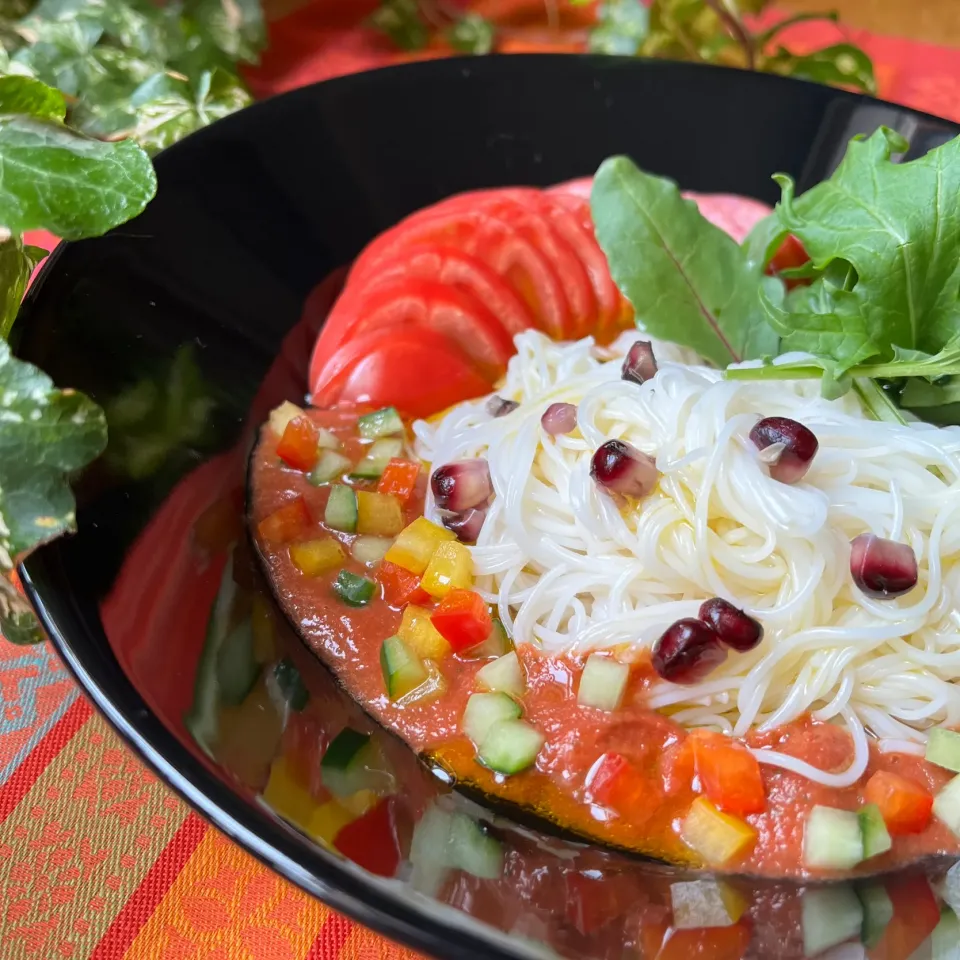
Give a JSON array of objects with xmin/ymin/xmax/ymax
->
[
  {"xmin": 622, "ymin": 341, "xmax": 658, "ymax": 385},
  {"xmin": 442, "ymin": 507, "xmax": 486, "ymax": 543},
  {"xmin": 699, "ymin": 598, "xmax": 763, "ymax": 652},
  {"xmin": 541, "ymin": 402, "xmax": 577, "ymax": 436},
  {"xmin": 590, "ymin": 439, "xmax": 659, "ymax": 498},
  {"xmin": 850, "ymin": 534, "xmax": 918, "ymax": 599},
  {"xmin": 431, "ymin": 459, "xmax": 493, "ymax": 512},
  {"xmin": 749, "ymin": 417, "xmax": 819, "ymax": 484},
  {"xmin": 652, "ymin": 619, "xmax": 727, "ymax": 684},
  {"xmin": 487, "ymin": 396, "xmax": 518, "ymax": 418}
]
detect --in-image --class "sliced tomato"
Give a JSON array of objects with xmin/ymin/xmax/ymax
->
[
  {"xmin": 681, "ymin": 192, "xmax": 772, "ymax": 245},
  {"xmin": 310, "ymin": 326, "xmax": 492, "ymax": 419},
  {"xmin": 314, "ymin": 277, "xmax": 513, "ymax": 382},
  {"xmin": 548, "ymin": 177, "xmax": 592, "ymax": 200}
]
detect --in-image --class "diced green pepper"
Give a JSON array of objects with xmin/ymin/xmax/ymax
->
[{"xmin": 333, "ymin": 570, "xmax": 376, "ymax": 607}]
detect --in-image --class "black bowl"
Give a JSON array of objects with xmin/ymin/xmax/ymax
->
[{"xmin": 17, "ymin": 55, "xmax": 960, "ymax": 960}]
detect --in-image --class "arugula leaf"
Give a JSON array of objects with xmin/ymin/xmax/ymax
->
[
  {"xmin": 0, "ymin": 236, "xmax": 46, "ymax": 339},
  {"xmin": 0, "ymin": 339, "xmax": 107, "ymax": 568},
  {"xmin": 370, "ymin": 0, "xmax": 428, "ymax": 52},
  {"xmin": 0, "ymin": 115, "xmax": 156, "ymax": 238},
  {"xmin": 447, "ymin": 14, "xmax": 495, "ymax": 56},
  {"xmin": 125, "ymin": 68, "xmax": 250, "ymax": 154},
  {"xmin": 588, "ymin": 0, "xmax": 649, "ymax": 56},
  {"xmin": 775, "ymin": 128, "xmax": 960, "ymax": 361},
  {"xmin": 0, "ymin": 74, "xmax": 65, "ymax": 120},
  {"xmin": 591, "ymin": 155, "xmax": 779, "ymax": 366}
]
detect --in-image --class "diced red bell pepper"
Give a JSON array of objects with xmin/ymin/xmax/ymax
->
[
  {"xmin": 333, "ymin": 797, "xmax": 401, "ymax": 877},
  {"xmin": 588, "ymin": 752, "xmax": 660, "ymax": 824},
  {"xmin": 653, "ymin": 922, "xmax": 752, "ymax": 960},
  {"xmin": 276, "ymin": 415, "xmax": 321, "ymax": 471},
  {"xmin": 376, "ymin": 560, "xmax": 430, "ymax": 607},
  {"xmin": 258, "ymin": 497, "xmax": 311, "ymax": 543},
  {"xmin": 864, "ymin": 770, "xmax": 933, "ymax": 835},
  {"xmin": 281, "ymin": 712, "xmax": 329, "ymax": 800},
  {"xmin": 429, "ymin": 589, "xmax": 492, "ymax": 652},
  {"xmin": 691, "ymin": 732, "xmax": 766, "ymax": 817},
  {"xmin": 868, "ymin": 875, "xmax": 941, "ymax": 960},
  {"xmin": 377, "ymin": 458, "xmax": 421, "ymax": 503}
]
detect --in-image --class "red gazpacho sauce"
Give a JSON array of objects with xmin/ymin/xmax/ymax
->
[{"xmin": 249, "ymin": 408, "xmax": 959, "ymax": 877}]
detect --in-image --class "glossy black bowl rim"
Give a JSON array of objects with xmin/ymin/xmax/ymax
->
[{"xmin": 18, "ymin": 53, "xmax": 960, "ymax": 960}]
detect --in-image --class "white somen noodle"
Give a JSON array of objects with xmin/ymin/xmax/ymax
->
[{"xmin": 413, "ymin": 331, "xmax": 960, "ymax": 787}]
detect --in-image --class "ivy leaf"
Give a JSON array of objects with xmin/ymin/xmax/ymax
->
[
  {"xmin": 0, "ymin": 339, "xmax": 107, "ymax": 570},
  {"xmin": 0, "ymin": 74, "xmax": 65, "ymax": 120},
  {"xmin": 447, "ymin": 14, "xmax": 495, "ymax": 55},
  {"xmin": 0, "ymin": 115, "xmax": 156, "ymax": 238},
  {"xmin": 588, "ymin": 0, "xmax": 649, "ymax": 56},
  {"xmin": 124, "ymin": 67, "xmax": 250, "ymax": 154},
  {"xmin": 591, "ymin": 155, "xmax": 779, "ymax": 367},
  {"xmin": 765, "ymin": 43, "xmax": 876, "ymax": 95},
  {"xmin": 369, "ymin": 0, "xmax": 428, "ymax": 52},
  {"xmin": 0, "ymin": 583, "xmax": 47, "ymax": 645},
  {"xmin": 182, "ymin": 0, "xmax": 265, "ymax": 65},
  {"xmin": 0, "ymin": 236, "xmax": 46, "ymax": 339}
]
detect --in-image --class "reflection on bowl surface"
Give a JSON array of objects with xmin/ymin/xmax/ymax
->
[{"xmin": 16, "ymin": 55, "xmax": 960, "ymax": 959}]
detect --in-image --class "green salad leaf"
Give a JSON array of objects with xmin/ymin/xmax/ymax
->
[
  {"xmin": 0, "ymin": 114, "xmax": 156, "ymax": 237},
  {"xmin": 591, "ymin": 155, "xmax": 778, "ymax": 366}
]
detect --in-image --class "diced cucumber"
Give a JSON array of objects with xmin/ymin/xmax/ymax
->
[
  {"xmin": 859, "ymin": 804, "xmax": 892, "ymax": 860},
  {"xmin": 351, "ymin": 535, "xmax": 393, "ymax": 566},
  {"xmin": 216, "ymin": 619, "xmax": 260, "ymax": 707},
  {"xmin": 476, "ymin": 651, "xmax": 525, "ymax": 697},
  {"xmin": 856, "ymin": 883, "xmax": 894, "ymax": 949},
  {"xmin": 927, "ymin": 728, "xmax": 960, "ymax": 774},
  {"xmin": 577, "ymin": 654, "xmax": 630, "ymax": 711},
  {"xmin": 272, "ymin": 658, "xmax": 309, "ymax": 712},
  {"xmin": 358, "ymin": 406, "xmax": 404, "ymax": 439},
  {"xmin": 803, "ymin": 805, "xmax": 863, "ymax": 870},
  {"xmin": 933, "ymin": 774, "xmax": 960, "ymax": 838},
  {"xmin": 408, "ymin": 802, "xmax": 504, "ymax": 897},
  {"xmin": 931, "ymin": 908, "xmax": 960, "ymax": 960},
  {"xmin": 380, "ymin": 634, "xmax": 428, "ymax": 699},
  {"xmin": 477, "ymin": 718, "xmax": 543, "ymax": 775},
  {"xmin": 462, "ymin": 617, "xmax": 514, "ymax": 659},
  {"xmin": 309, "ymin": 450, "xmax": 352, "ymax": 485},
  {"xmin": 462, "ymin": 692, "xmax": 521, "ymax": 746},
  {"xmin": 670, "ymin": 879, "xmax": 740, "ymax": 930},
  {"xmin": 320, "ymin": 727, "xmax": 394, "ymax": 798},
  {"xmin": 801, "ymin": 885, "xmax": 863, "ymax": 957},
  {"xmin": 333, "ymin": 570, "xmax": 375, "ymax": 607},
  {"xmin": 325, "ymin": 485, "xmax": 357, "ymax": 532},
  {"xmin": 351, "ymin": 437, "xmax": 405, "ymax": 479},
  {"xmin": 943, "ymin": 861, "xmax": 960, "ymax": 920},
  {"xmin": 184, "ymin": 555, "xmax": 238, "ymax": 755},
  {"xmin": 448, "ymin": 810, "xmax": 504, "ymax": 880}
]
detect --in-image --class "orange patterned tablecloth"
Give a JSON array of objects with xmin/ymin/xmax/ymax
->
[{"xmin": 4, "ymin": 5, "xmax": 960, "ymax": 958}]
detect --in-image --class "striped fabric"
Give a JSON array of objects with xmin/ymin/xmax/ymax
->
[{"xmin": 3, "ymin": 3, "xmax": 960, "ymax": 955}]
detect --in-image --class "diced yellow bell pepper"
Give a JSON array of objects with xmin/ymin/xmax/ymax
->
[
  {"xmin": 356, "ymin": 491, "xmax": 404, "ymax": 537},
  {"xmin": 680, "ymin": 796, "xmax": 757, "ymax": 867},
  {"xmin": 269, "ymin": 400, "xmax": 304, "ymax": 437},
  {"xmin": 262, "ymin": 755, "xmax": 315, "ymax": 830},
  {"xmin": 251, "ymin": 594, "xmax": 276, "ymax": 664},
  {"xmin": 339, "ymin": 789, "xmax": 380, "ymax": 817},
  {"xmin": 420, "ymin": 540, "xmax": 473, "ymax": 598},
  {"xmin": 289, "ymin": 538, "xmax": 345, "ymax": 577},
  {"xmin": 383, "ymin": 516, "xmax": 455, "ymax": 575},
  {"xmin": 398, "ymin": 604, "xmax": 452, "ymax": 659},
  {"xmin": 306, "ymin": 800, "xmax": 356, "ymax": 847}
]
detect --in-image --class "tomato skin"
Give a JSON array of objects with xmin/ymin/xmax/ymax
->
[
  {"xmin": 864, "ymin": 770, "xmax": 933, "ymax": 835},
  {"xmin": 690, "ymin": 731, "xmax": 766, "ymax": 817},
  {"xmin": 767, "ymin": 234, "xmax": 810, "ymax": 289},
  {"xmin": 276, "ymin": 415, "xmax": 321, "ymax": 471},
  {"xmin": 314, "ymin": 276, "xmax": 515, "ymax": 381},
  {"xmin": 310, "ymin": 326, "xmax": 491, "ymax": 419}
]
